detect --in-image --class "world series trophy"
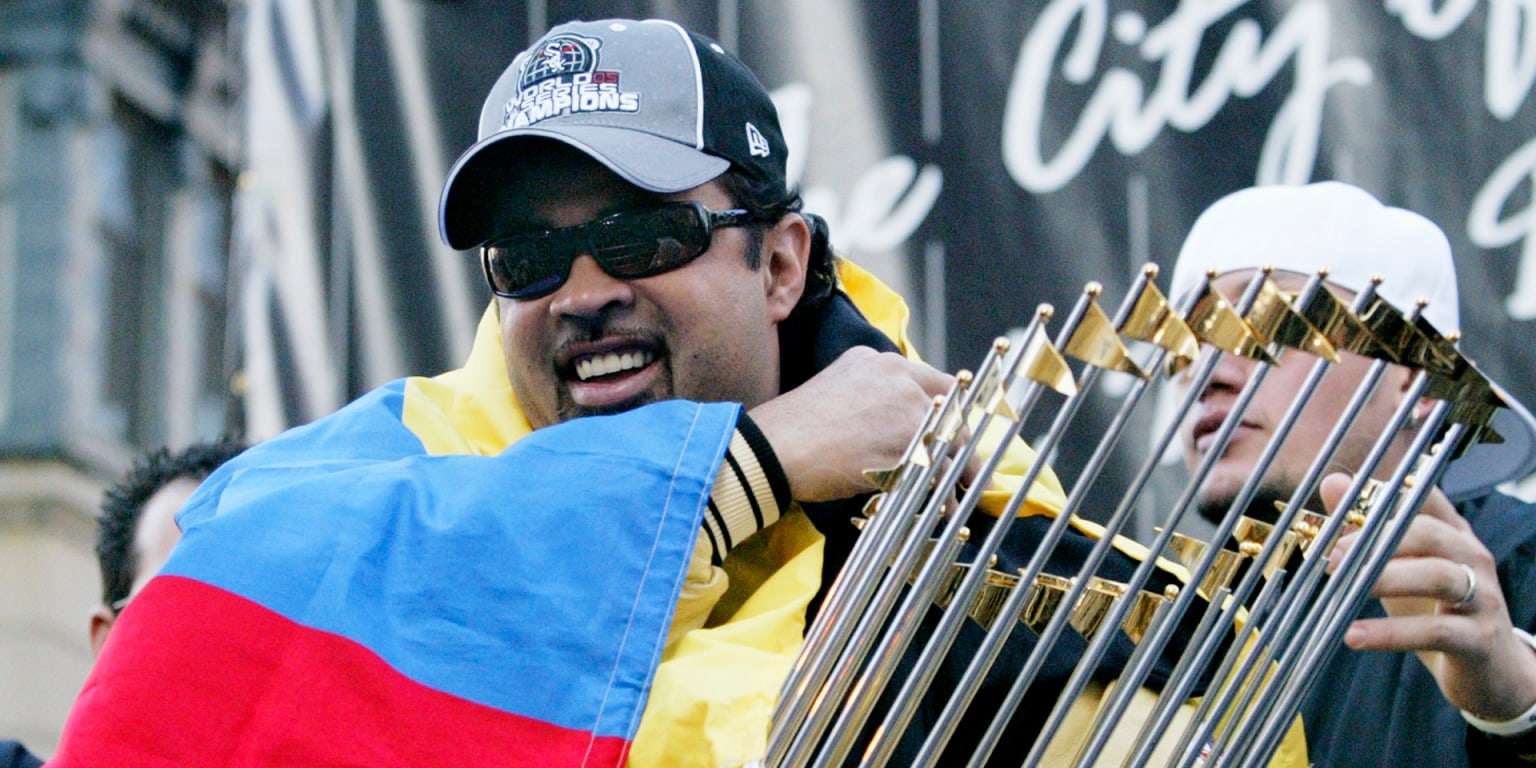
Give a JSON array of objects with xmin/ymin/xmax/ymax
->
[{"xmin": 755, "ymin": 264, "xmax": 1505, "ymax": 768}]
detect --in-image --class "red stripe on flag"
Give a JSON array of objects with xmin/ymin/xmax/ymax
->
[{"xmin": 52, "ymin": 575, "xmax": 631, "ymax": 767}]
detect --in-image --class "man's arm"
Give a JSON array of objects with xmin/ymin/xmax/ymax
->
[
  {"xmin": 667, "ymin": 415, "xmax": 791, "ymax": 645},
  {"xmin": 748, "ymin": 345, "xmax": 960, "ymax": 503},
  {"xmin": 1322, "ymin": 474, "xmax": 1536, "ymax": 760}
]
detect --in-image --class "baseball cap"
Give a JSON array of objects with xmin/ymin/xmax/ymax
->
[
  {"xmin": 439, "ymin": 18, "xmax": 788, "ymax": 250},
  {"xmin": 1169, "ymin": 181, "xmax": 1536, "ymax": 501}
]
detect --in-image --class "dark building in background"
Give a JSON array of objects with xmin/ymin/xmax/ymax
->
[{"xmin": 0, "ymin": 0, "xmax": 237, "ymax": 755}]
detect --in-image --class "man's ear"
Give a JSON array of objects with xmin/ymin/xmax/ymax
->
[
  {"xmin": 762, "ymin": 213, "xmax": 811, "ymax": 323},
  {"xmin": 90, "ymin": 605, "xmax": 115, "ymax": 657},
  {"xmin": 1411, "ymin": 396, "xmax": 1436, "ymax": 430},
  {"xmin": 1391, "ymin": 362, "xmax": 1436, "ymax": 431}
]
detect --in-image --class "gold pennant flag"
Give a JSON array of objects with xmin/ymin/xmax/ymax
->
[
  {"xmin": 1020, "ymin": 573, "xmax": 1073, "ymax": 635},
  {"xmin": 1121, "ymin": 279, "xmax": 1200, "ymax": 375},
  {"xmin": 1445, "ymin": 400, "xmax": 1500, "ymax": 430},
  {"xmin": 1185, "ymin": 290, "xmax": 1278, "ymax": 364},
  {"xmin": 972, "ymin": 340, "xmax": 1021, "ymax": 421},
  {"xmin": 1426, "ymin": 360, "xmax": 1504, "ymax": 417},
  {"xmin": 968, "ymin": 569, "xmax": 1022, "ymax": 631},
  {"xmin": 1166, "ymin": 532, "xmax": 1246, "ymax": 597},
  {"xmin": 862, "ymin": 467, "xmax": 904, "ymax": 493},
  {"xmin": 1410, "ymin": 314, "xmax": 1465, "ymax": 380},
  {"xmin": 1121, "ymin": 588, "xmax": 1171, "ymax": 645},
  {"xmin": 1070, "ymin": 577, "xmax": 1127, "ymax": 640},
  {"xmin": 1356, "ymin": 296, "xmax": 1420, "ymax": 365},
  {"xmin": 1014, "ymin": 324, "xmax": 1078, "ymax": 397},
  {"xmin": 930, "ymin": 393, "xmax": 968, "ymax": 450},
  {"xmin": 1063, "ymin": 297, "xmax": 1148, "ymax": 379},
  {"xmin": 1436, "ymin": 380, "xmax": 1507, "ymax": 461},
  {"xmin": 1294, "ymin": 283, "xmax": 1395, "ymax": 360},
  {"xmin": 1244, "ymin": 279, "xmax": 1340, "ymax": 363}
]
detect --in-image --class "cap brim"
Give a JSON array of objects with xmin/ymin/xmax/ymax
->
[
  {"xmin": 439, "ymin": 126, "xmax": 730, "ymax": 250},
  {"xmin": 1442, "ymin": 380, "xmax": 1536, "ymax": 502}
]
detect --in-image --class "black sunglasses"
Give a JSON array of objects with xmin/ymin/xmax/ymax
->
[{"xmin": 480, "ymin": 202, "xmax": 754, "ymax": 299}]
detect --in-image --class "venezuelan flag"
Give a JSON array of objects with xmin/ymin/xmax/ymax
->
[{"xmin": 52, "ymin": 384, "xmax": 739, "ymax": 767}]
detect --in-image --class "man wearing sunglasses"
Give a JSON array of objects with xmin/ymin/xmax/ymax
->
[
  {"xmin": 430, "ymin": 17, "xmax": 1085, "ymax": 764},
  {"xmin": 52, "ymin": 18, "xmax": 1295, "ymax": 768}
]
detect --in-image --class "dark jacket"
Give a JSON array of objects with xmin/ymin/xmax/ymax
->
[{"xmin": 0, "ymin": 740, "xmax": 42, "ymax": 768}]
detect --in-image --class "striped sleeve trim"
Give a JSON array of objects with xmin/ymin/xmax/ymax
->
[{"xmin": 700, "ymin": 415, "xmax": 791, "ymax": 565}]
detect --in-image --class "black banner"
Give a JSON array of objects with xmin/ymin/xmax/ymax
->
[{"xmin": 237, "ymin": 0, "xmax": 1536, "ymax": 514}]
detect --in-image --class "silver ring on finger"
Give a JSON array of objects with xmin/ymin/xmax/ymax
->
[{"xmin": 1449, "ymin": 562, "xmax": 1478, "ymax": 610}]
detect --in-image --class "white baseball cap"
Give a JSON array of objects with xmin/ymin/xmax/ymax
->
[{"xmin": 1169, "ymin": 181, "xmax": 1536, "ymax": 501}]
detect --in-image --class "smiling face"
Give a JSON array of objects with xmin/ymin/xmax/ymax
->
[
  {"xmin": 487, "ymin": 144, "xmax": 805, "ymax": 429},
  {"xmin": 1178, "ymin": 270, "xmax": 1418, "ymax": 521}
]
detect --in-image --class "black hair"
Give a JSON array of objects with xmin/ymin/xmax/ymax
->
[
  {"xmin": 716, "ymin": 170, "xmax": 837, "ymax": 312},
  {"xmin": 96, "ymin": 438, "xmax": 247, "ymax": 608}
]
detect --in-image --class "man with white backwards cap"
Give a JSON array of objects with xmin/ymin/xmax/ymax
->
[{"xmin": 1171, "ymin": 181, "xmax": 1536, "ymax": 766}]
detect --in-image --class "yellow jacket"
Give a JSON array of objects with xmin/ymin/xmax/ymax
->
[{"xmin": 403, "ymin": 259, "xmax": 1306, "ymax": 767}]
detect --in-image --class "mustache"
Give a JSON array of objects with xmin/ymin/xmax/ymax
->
[{"xmin": 551, "ymin": 322, "xmax": 660, "ymax": 353}]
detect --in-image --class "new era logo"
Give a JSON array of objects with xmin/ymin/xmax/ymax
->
[{"xmin": 745, "ymin": 122, "xmax": 771, "ymax": 158}]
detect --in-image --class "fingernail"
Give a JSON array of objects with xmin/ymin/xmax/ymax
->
[{"xmin": 1344, "ymin": 624, "xmax": 1365, "ymax": 647}]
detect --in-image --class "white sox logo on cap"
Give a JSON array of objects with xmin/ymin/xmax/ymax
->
[
  {"xmin": 503, "ymin": 33, "xmax": 641, "ymax": 130},
  {"xmin": 519, "ymin": 34, "xmax": 598, "ymax": 86}
]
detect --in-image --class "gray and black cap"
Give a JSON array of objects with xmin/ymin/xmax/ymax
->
[{"xmin": 439, "ymin": 18, "xmax": 789, "ymax": 250}]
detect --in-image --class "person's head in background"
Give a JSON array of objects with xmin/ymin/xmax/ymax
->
[
  {"xmin": 1168, "ymin": 181, "xmax": 1536, "ymax": 524},
  {"xmin": 89, "ymin": 438, "xmax": 247, "ymax": 653}
]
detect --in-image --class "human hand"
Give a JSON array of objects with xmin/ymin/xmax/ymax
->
[
  {"xmin": 748, "ymin": 346, "xmax": 965, "ymax": 503},
  {"xmin": 1322, "ymin": 473, "xmax": 1536, "ymax": 721}
]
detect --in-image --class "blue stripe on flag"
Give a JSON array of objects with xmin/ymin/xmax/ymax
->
[{"xmin": 165, "ymin": 386, "xmax": 738, "ymax": 738}]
